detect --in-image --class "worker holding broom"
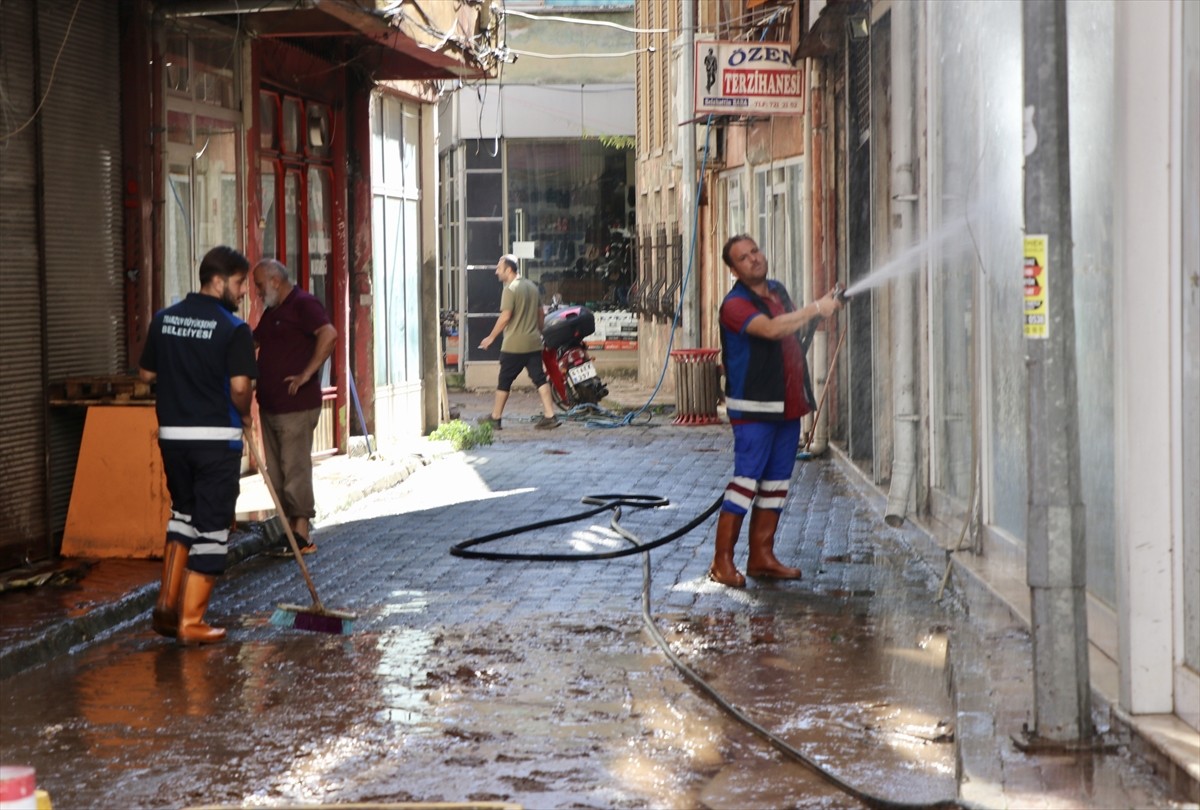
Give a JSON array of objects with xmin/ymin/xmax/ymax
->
[
  {"xmin": 710, "ymin": 234, "xmax": 843, "ymax": 588},
  {"xmin": 139, "ymin": 245, "xmax": 258, "ymax": 644}
]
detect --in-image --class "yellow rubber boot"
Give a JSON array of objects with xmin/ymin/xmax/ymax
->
[
  {"xmin": 176, "ymin": 571, "xmax": 226, "ymax": 645},
  {"xmin": 746, "ymin": 508, "xmax": 802, "ymax": 579},
  {"xmin": 151, "ymin": 541, "xmax": 188, "ymax": 638},
  {"xmin": 708, "ymin": 511, "xmax": 747, "ymax": 587}
]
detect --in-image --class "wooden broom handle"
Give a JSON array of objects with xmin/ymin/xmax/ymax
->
[{"xmin": 243, "ymin": 425, "xmax": 325, "ymax": 611}]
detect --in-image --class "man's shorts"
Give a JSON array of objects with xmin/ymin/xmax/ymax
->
[
  {"xmin": 732, "ymin": 419, "xmax": 802, "ymax": 481},
  {"xmin": 497, "ymin": 350, "xmax": 548, "ymax": 391}
]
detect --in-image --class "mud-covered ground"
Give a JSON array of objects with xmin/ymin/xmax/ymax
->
[{"xmin": 0, "ymin": 392, "xmax": 1186, "ymax": 809}]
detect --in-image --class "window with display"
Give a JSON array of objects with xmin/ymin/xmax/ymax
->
[
  {"xmin": 506, "ymin": 140, "xmax": 634, "ymax": 310},
  {"xmin": 162, "ymin": 25, "xmax": 243, "ymax": 307}
]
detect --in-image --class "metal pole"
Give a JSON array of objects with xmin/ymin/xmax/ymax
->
[
  {"xmin": 1021, "ymin": 0, "xmax": 1092, "ymax": 744},
  {"xmin": 679, "ymin": 0, "xmax": 698, "ymax": 348},
  {"xmin": 885, "ymin": 0, "xmax": 919, "ymax": 527}
]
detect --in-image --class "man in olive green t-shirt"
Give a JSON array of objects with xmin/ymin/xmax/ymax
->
[{"xmin": 478, "ymin": 254, "xmax": 560, "ymax": 430}]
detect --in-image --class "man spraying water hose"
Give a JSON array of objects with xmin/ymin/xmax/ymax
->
[{"xmin": 711, "ymin": 235, "xmax": 843, "ymax": 588}]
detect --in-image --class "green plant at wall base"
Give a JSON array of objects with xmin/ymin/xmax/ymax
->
[{"xmin": 428, "ymin": 419, "xmax": 493, "ymax": 451}]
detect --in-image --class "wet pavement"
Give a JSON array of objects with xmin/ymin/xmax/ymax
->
[{"xmin": 0, "ymin": 386, "xmax": 1195, "ymax": 809}]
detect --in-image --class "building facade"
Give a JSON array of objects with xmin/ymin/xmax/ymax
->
[
  {"xmin": 634, "ymin": 0, "xmax": 1198, "ymax": 780},
  {"xmin": 438, "ymin": 0, "xmax": 638, "ymax": 391},
  {"xmin": 0, "ymin": 0, "xmax": 490, "ymax": 566}
]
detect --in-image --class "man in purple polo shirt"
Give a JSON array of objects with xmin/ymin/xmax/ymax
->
[{"xmin": 252, "ymin": 258, "xmax": 336, "ymax": 554}]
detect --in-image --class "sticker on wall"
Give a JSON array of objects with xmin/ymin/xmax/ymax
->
[{"xmin": 1024, "ymin": 235, "xmax": 1049, "ymax": 339}]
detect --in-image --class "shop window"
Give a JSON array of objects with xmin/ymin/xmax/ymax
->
[
  {"xmin": 164, "ymin": 33, "xmax": 189, "ymax": 97},
  {"xmin": 307, "ymin": 166, "xmax": 333, "ymax": 387},
  {"xmin": 506, "ymin": 139, "xmax": 634, "ymax": 309},
  {"xmin": 725, "ymin": 171, "xmax": 745, "ymax": 239},
  {"xmin": 162, "ymin": 24, "xmax": 243, "ymax": 308},
  {"xmin": 282, "ymin": 97, "xmax": 303, "ymax": 156},
  {"xmin": 191, "ymin": 31, "xmax": 237, "ymax": 108},
  {"xmin": 464, "ymin": 138, "xmax": 502, "ymax": 266},
  {"xmin": 466, "ymin": 141, "xmax": 501, "ymax": 170},
  {"xmin": 467, "ymin": 174, "xmax": 503, "ymax": 218},
  {"xmin": 193, "ymin": 115, "xmax": 240, "ymax": 268},
  {"xmin": 371, "ymin": 93, "xmax": 424, "ymax": 385},
  {"xmin": 260, "ymin": 159, "xmax": 279, "ymax": 259},
  {"xmin": 284, "ymin": 169, "xmax": 302, "ymax": 274},
  {"xmin": 307, "ymin": 103, "xmax": 332, "ymax": 159},
  {"xmin": 260, "ymin": 92, "xmax": 280, "ymax": 151},
  {"xmin": 165, "ymin": 165, "xmax": 192, "ymax": 305},
  {"xmin": 754, "ymin": 162, "xmax": 804, "ymax": 301},
  {"xmin": 167, "ymin": 111, "xmax": 192, "ymax": 145},
  {"xmin": 652, "ymin": 228, "xmax": 672, "ymax": 319},
  {"xmin": 467, "ymin": 221, "xmax": 503, "ymax": 265},
  {"xmin": 660, "ymin": 228, "xmax": 681, "ymax": 319},
  {"xmin": 307, "ymin": 166, "xmax": 333, "ymax": 310},
  {"xmin": 631, "ymin": 229, "xmax": 653, "ymax": 314}
]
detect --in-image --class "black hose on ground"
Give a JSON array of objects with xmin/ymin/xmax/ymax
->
[
  {"xmin": 450, "ymin": 494, "xmax": 962, "ymax": 809},
  {"xmin": 449, "ymin": 494, "xmax": 716, "ymax": 561}
]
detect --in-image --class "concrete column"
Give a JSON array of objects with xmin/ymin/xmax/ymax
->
[{"xmin": 1021, "ymin": 0, "xmax": 1091, "ymax": 742}]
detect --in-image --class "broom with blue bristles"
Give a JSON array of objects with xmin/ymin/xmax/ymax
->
[{"xmin": 245, "ymin": 427, "xmax": 356, "ymax": 635}]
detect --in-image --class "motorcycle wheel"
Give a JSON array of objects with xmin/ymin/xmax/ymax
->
[{"xmin": 550, "ymin": 382, "xmax": 574, "ymax": 411}]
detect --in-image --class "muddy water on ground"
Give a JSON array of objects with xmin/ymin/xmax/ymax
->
[
  {"xmin": 0, "ymin": 440, "xmax": 963, "ymax": 809},
  {"xmin": 2, "ymin": 616, "xmax": 876, "ymax": 808},
  {"xmin": 0, "ymin": 581, "xmax": 956, "ymax": 809}
]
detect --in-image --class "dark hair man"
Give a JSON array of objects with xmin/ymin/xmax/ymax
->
[
  {"xmin": 139, "ymin": 245, "xmax": 257, "ymax": 643},
  {"xmin": 711, "ymin": 235, "xmax": 843, "ymax": 587},
  {"xmin": 477, "ymin": 254, "xmax": 560, "ymax": 430}
]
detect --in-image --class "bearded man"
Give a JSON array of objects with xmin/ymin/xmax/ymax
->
[{"xmin": 251, "ymin": 258, "xmax": 337, "ymax": 555}]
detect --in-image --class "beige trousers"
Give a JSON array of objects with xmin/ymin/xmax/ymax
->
[{"xmin": 260, "ymin": 408, "xmax": 321, "ymax": 521}]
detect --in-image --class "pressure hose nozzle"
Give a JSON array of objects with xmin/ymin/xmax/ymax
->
[{"xmin": 833, "ymin": 282, "xmax": 851, "ymax": 303}]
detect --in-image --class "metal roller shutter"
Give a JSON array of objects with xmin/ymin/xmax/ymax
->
[
  {"xmin": 0, "ymin": 1, "xmax": 123, "ymax": 563},
  {"xmin": 0, "ymin": 0, "xmax": 48, "ymax": 563},
  {"xmin": 39, "ymin": 1, "xmax": 124, "ymax": 541}
]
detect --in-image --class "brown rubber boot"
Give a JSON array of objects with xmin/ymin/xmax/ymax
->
[
  {"xmin": 708, "ymin": 511, "xmax": 746, "ymax": 587},
  {"xmin": 177, "ymin": 570, "xmax": 226, "ymax": 646},
  {"xmin": 746, "ymin": 508, "xmax": 802, "ymax": 579},
  {"xmin": 151, "ymin": 540, "xmax": 189, "ymax": 638}
]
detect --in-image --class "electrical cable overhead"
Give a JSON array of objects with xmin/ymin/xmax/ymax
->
[
  {"xmin": 0, "ymin": 0, "xmax": 84, "ymax": 143},
  {"xmin": 504, "ymin": 47, "xmax": 655, "ymax": 60},
  {"xmin": 500, "ymin": 7, "xmax": 666, "ymax": 34}
]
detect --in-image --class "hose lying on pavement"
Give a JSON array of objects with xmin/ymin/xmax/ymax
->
[
  {"xmin": 450, "ymin": 494, "xmax": 962, "ymax": 810},
  {"xmin": 449, "ymin": 494, "xmax": 710, "ymax": 561}
]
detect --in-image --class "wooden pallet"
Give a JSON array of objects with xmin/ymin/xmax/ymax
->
[{"xmin": 51, "ymin": 375, "xmax": 153, "ymax": 403}]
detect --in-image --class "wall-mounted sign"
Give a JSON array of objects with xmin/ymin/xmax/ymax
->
[
  {"xmin": 1024, "ymin": 234, "xmax": 1049, "ymax": 339},
  {"xmin": 694, "ymin": 41, "xmax": 804, "ymax": 117}
]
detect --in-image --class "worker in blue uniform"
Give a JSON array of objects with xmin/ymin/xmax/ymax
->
[{"xmin": 139, "ymin": 245, "xmax": 257, "ymax": 644}]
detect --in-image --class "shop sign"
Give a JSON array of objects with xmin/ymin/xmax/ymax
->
[{"xmin": 694, "ymin": 41, "xmax": 804, "ymax": 116}]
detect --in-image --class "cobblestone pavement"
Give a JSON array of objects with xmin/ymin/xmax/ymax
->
[{"xmin": 0, "ymin": 389, "xmax": 1192, "ymax": 809}]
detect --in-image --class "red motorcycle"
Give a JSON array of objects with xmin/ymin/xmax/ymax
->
[{"xmin": 542, "ymin": 305, "xmax": 609, "ymax": 410}]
